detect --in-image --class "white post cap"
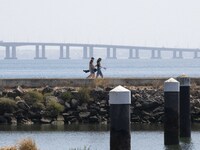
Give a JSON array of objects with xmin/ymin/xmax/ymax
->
[
  {"xmin": 164, "ymin": 78, "xmax": 180, "ymax": 92},
  {"xmin": 177, "ymin": 74, "xmax": 190, "ymax": 87},
  {"xmin": 109, "ymin": 85, "xmax": 131, "ymax": 104}
]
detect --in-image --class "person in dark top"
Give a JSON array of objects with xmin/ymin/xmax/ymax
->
[
  {"xmin": 87, "ymin": 57, "xmax": 95, "ymax": 78},
  {"xmin": 95, "ymin": 58, "xmax": 105, "ymax": 78}
]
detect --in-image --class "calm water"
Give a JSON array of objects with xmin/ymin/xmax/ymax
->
[
  {"xmin": 0, "ymin": 124, "xmax": 200, "ymax": 150},
  {"xmin": 0, "ymin": 59, "xmax": 200, "ymax": 78}
]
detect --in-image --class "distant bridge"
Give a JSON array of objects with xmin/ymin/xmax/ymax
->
[{"xmin": 0, "ymin": 42, "xmax": 200, "ymax": 59}]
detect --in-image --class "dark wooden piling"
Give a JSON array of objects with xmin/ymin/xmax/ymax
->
[
  {"xmin": 109, "ymin": 85, "xmax": 131, "ymax": 150},
  {"xmin": 177, "ymin": 75, "xmax": 191, "ymax": 138},
  {"xmin": 164, "ymin": 78, "xmax": 180, "ymax": 145}
]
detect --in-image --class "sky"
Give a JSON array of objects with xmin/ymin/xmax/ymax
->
[{"xmin": 1, "ymin": 0, "xmax": 200, "ymax": 48}]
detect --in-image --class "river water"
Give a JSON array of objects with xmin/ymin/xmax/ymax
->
[
  {"xmin": 0, "ymin": 59, "xmax": 200, "ymax": 78},
  {"xmin": 0, "ymin": 124, "xmax": 200, "ymax": 150}
]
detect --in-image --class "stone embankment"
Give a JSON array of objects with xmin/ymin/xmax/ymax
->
[{"xmin": 0, "ymin": 83, "xmax": 200, "ymax": 125}]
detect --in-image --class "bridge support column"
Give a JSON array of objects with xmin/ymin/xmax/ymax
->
[
  {"xmin": 34, "ymin": 45, "xmax": 46, "ymax": 59},
  {"xmin": 4, "ymin": 46, "xmax": 17, "ymax": 59},
  {"xmin": 128, "ymin": 49, "xmax": 133, "ymax": 59},
  {"xmin": 194, "ymin": 51, "xmax": 200, "ymax": 58},
  {"xmin": 42, "ymin": 45, "xmax": 46, "ymax": 59},
  {"xmin": 151, "ymin": 50, "xmax": 161, "ymax": 59},
  {"xmin": 60, "ymin": 46, "xmax": 64, "ymax": 59},
  {"xmin": 60, "ymin": 45, "xmax": 70, "ymax": 59},
  {"xmin": 113, "ymin": 48, "xmax": 117, "ymax": 59},
  {"xmin": 12, "ymin": 46, "xmax": 17, "ymax": 59},
  {"xmin": 83, "ymin": 46, "xmax": 90, "ymax": 59},
  {"xmin": 173, "ymin": 51, "xmax": 183, "ymax": 59},
  {"xmin": 89, "ymin": 46, "xmax": 93, "ymax": 58},
  {"xmin": 107, "ymin": 47, "xmax": 117, "ymax": 59},
  {"xmin": 107, "ymin": 47, "xmax": 111, "ymax": 59},
  {"xmin": 129, "ymin": 49, "xmax": 139, "ymax": 59}
]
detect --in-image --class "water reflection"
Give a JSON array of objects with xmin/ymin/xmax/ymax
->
[
  {"xmin": 1, "ymin": 123, "xmax": 200, "ymax": 132},
  {"xmin": 164, "ymin": 138, "xmax": 193, "ymax": 150},
  {"xmin": 164, "ymin": 145, "xmax": 182, "ymax": 150},
  {"xmin": 0, "ymin": 124, "xmax": 110, "ymax": 132},
  {"xmin": 180, "ymin": 138, "xmax": 193, "ymax": 150}
]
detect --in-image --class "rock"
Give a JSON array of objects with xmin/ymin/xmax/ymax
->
[
  {"xmin": 79, "ymin": 112, "xmax": 90, "ymax": 118},
  {"xmin": 14, "ymin": 86, "xmax": 25, "ymax": 96},
  {"xmin": 16, "ymin": 100, "xmax": 30, "ymax": 111},
  {"xmin": 99, "ymin": 108, "xmax": 107, "ymax": 115},
  {"xmin": 194, "ymin": 106, "xmax": 200, "ymax": 114},
  {"xmin": 42, "ymin": 86, "xmax": 54, "ymax": 94},
  {"xmin": 77, "ymin": 103, "xmax": 88, "ymax": 111},
  {"xmin": 89, "ymin": 109, "xmax": 98, "ymax": 116},
  {"xmin": 3, "ymin": 113, "xmax": 14, "ymax": 124},
  {"xmin": 7, "ymin": 90, "xmax": 18, "ymax": 98},
  {"xmin": 51, "ymin": 120, "xmax": 64, "ymax": 125},
  {"xmin": 140, "ymin": 101, "xmax": 160, "ymax": 111},
  {"xmin": 64, "ymin": 102, "xmax": 71, "ymax": 110},
  {"xmin": 131, "ymin": 116, "xmax": 141, "ymax": 122},
  {"xmin": 11, "ymin": 117, "xmax": 17, "ymax": 124},
  {"xmin": 15, "ymin": 96, "xmax": 21, "ymax": 101},
  {"xmin": 95, "ymin": 87, "xmax": 104, "ymax": 92},
  {"xmin": 21, "ymin": 119, "xmax": 34, "ymax": 125},
  {"xmin": 152, "ymin": 106, "xmax": 164, "ymax": 113},
  {"xmin": 89, "ymin": 116, "xmax": 99, "ymax": 123},
  {"xmin": 71, "ymin": 99, "xmax": 79, "ymax": 109},
  {"xmin": 0, "ymin": 116, "xmax": 8, "ymax": 124},
  {"xmin": 40, "ymin": 118, "xmax": 52, "ymax": 124}
]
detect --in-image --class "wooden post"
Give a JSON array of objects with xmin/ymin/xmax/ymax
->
[
  {"xmin": 109, "ymin": 85, "xmax": 131, "ymax": 150},
  {"xmin": 164, "ymin": 78, "xmax": 180, "ymax": 145},
  {"xmin": 177, "ymin": 75, "xmax": 191, "ymax": 138}
]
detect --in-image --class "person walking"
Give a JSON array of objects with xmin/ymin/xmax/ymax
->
[
  {"xmin": 87, "ymin": 57, "xmax": 95, "ymax": 79},
  {"xmin": 95, "ymin": 58, "xmax": 105, "ymax": 78}
]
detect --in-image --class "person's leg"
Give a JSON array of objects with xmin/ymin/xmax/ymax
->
[
  {"xmin": 87, "ymin": 74, "xmax": 91, "ymax": 78},
  {"xmin": 96, "ymin": 70, "xmax": 99, "ymax": 78},
  {"xmin": 100, "ymin": 70, "xmax": 103, "ymax": 78}
]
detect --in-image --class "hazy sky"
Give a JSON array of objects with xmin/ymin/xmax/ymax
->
[{"xmin": 1, "ymin": 0, "xmax": 200, "ymax": 48}]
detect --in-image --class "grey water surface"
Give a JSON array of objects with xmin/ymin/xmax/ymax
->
[{"xmin": 0, "ymin": 124, "xmax": 200, "ymax": 150}]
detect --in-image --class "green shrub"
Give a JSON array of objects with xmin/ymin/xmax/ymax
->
[
  {"xmin": 23, "ymin": 91, "xmax": 44, "ymax": 106},
  {"xmin": 43, "ymin": 92, "xmax": 53, "ymax": 97},
  {"xmin": 0, "ymin": 98, "xmax": 17, "ymax": 114},
  {"xmin": 31, "ymin": 102, "xmax": 45, "ymax": 112},
  {"xmin": 60, "ymin": 91, "xmax": 72, "ymax": 102},
  {"xmin": 46, "ymin": 99, "xmax": 64, "ymax": 117},
  {"xmin": 78, "ymin": 88, "xmax": 90, "ymax": 103}
]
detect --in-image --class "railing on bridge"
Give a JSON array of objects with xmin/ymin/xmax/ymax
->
[{"xmin": 0, "ymin": 42, "xmax": 200, "ymax": 59}]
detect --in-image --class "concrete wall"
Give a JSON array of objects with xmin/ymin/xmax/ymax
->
[{"xmin": 0, "ymin": 78, "xmax": 200, "ymax": 88}]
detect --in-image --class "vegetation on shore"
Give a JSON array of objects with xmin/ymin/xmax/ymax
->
[
  {"xmin": 0, "ymin": 81, "xmax": 200, "ymax": 125},
  {"xmin": 0, "ymin": 138, "xmax": 91, "ymax": 150},
  {"xmin": 0, "ymin": 138, "xmax": 38, "ymax": 150}
]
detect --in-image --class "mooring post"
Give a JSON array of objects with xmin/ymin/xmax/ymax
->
[
  {"xmin": 164, "ymin": 78, "xmax": 180, "ymax": 145},
  {"xmin": 177, "ymin": 75, "xmax": 191, "ymax": 138},
  {"xmin": 109, "ymin": 85, "xmax": 131, "ymax": 150}
]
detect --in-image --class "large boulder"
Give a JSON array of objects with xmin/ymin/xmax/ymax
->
[{"xmin": 16, "ymin": 100, "xmax": 30, "ymax": 111}]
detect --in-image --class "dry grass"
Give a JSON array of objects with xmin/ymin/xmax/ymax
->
[
  {"xmin": 0, "ymin": 138, "xmax": 38, "ymax": 150},
  {"xmin": 93, "ymin": 78, "xmax": 108, "ymax": 88},
  {"xmin": 17, "ymin": 138, "xmax": 38, "ymax": 150},
  {"xmin": 0, "ymin": 146, "xmax": 17, "ymax": 150}
]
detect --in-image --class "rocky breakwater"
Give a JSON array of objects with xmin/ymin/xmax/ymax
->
[{"xmin": 0, "ymin": 84, "xmax": 200, "ymax": 125}]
